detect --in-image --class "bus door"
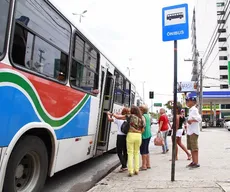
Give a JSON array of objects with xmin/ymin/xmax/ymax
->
[{"xmin": 95, "ymin": 70, "xmax": 115, "ymax": 155}]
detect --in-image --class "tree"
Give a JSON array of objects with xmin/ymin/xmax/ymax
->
[{"xmin": 164, "ymin": 100, "xmax": 182, "ymax": 110}]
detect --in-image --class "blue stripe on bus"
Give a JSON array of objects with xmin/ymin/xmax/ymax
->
[{"xmin": 0, "ymin": 86, "xmax": 90, "ymax": 146}]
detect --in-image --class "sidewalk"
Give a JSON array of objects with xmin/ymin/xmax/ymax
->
[{"xmin": 88, "ymin": 128, "xmax": 230, "ymax": 192}]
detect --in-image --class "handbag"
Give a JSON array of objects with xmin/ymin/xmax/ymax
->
[
  {"xmin": 154, "ymin": 133, "xmax": 165, "ymax": 146},
  {"xmin": 121, "ymin": 116, "xmax": 131, "ymax": 134}
]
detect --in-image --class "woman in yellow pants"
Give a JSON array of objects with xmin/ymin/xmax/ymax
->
[{"xmin": 112, "ymin": 106, "xmax": 144, "ymax": 176}]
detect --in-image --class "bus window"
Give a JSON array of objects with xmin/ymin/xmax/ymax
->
[
  {"xmin": 114, "ymin": 71, "xmax": 124, "ymax": 104},
  {"xmin": 124, "ymin": 80, "xmax": 130, "ymax": 106},
  {"xmin": 70, "ymin": 34, "xmax": 99, "ymax": 93},
  {"xmin": 11, "ymin": 0, "xmax": 71, "ymax": 82},
  {"xmin": 131, "ymin": 91, "xmax": 135, "ymax": 105},
  {"xmin": 0, "ymin": 0, "xmax": 10, "ymax": 57}
]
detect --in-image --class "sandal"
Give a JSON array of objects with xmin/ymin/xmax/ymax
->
[
  {"xmin": 119, "ymin": 168, "xmax": 128, "ymax": 172},
  {"xmin": 139, "ymin": 167, "xmax": 147, "ymax": 171},
  {"xmin": 147, "ymin": 167, "xmax": 151, "ymax": 169}
]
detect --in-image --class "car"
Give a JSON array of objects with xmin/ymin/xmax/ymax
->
[
  {"xmin": 224, "ymin": 120, "xmax": 230, "ymax": 131},
  {"xmin": 151, "ymin": 118, "xmax": 158, "ymax": 125},
  {"xmin": 202, "ymin": 121, "xmax": 208, "ymax": 128}
]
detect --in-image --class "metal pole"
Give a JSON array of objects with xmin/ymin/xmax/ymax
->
[
  {"xmin": 171, "ymin": 40, "xmax": 177, "ymax": 182},
  {"xmin": 199, "ymin": 59, "xmax": 203, "ymax": 131},
  {"xmin": 79, "ymin": 15, "xmax": 82, "ymax": 23}
]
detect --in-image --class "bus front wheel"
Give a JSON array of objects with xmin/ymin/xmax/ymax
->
[{"xmin": 3, "ymin": 135, "xmax": 48, "ymax": 192}]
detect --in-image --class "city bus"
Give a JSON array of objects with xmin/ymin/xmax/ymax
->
[{"xmin": 0, "ymin": 0, "xmax": 136, "ymax": 191}]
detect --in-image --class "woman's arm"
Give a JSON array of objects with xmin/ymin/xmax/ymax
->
[
  {"xmin": 129, "ymin": 127, "xmax": 142, "ymax": 133},
  {"xmin": 107, "ymin": 112, "xmax": 114, "ymax": 122},
  {"xmin": 113, "ymin": 113, "xmax": 126, "ymax": 120}
]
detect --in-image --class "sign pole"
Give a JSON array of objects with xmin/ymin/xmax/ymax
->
[
  {"xmin": 162, "ymin": 2, "xmax": 188, "ymax": 182},
  {"xmin": 171, "ymin": 40, "xmax": 178, "ymax": 181}
]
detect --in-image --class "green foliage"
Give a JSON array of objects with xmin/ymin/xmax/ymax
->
[{"xmin": 164, "ymin": 101, "xmax": 182, "ymax": 110}]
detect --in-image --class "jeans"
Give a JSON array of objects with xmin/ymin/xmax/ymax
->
[
  {"xmin": 161, "ymin": 131, "xmax": 169, "ymax": 153},
  {"xmin": 117, "ymin": 135, "xmax": 127, "ymax": 168},
  {"xmin": 126, "ymin": 132, "xmax": 142, "ymax": 174}
]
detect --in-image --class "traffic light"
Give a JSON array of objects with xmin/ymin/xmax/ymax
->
[{"xmin": 149, "ymin": 91, "xmax": 154, "ymax": 99}]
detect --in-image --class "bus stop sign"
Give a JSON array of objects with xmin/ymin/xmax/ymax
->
[{"xmin": 162, "ymin": 3, "xmax": 189, "ymax": 42}]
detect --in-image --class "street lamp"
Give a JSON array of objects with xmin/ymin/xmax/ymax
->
[
  {"xmin": 126, "ymin": 67, "xmax": 134, "ymax": 77},
  {"xmin": 73, "ymin": 10, "xmax": 87, "ymax": 23}
]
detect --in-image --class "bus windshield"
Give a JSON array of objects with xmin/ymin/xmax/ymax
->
[{"xmin": 0, "ymin": 0, "xmax": 10, "ymax": 57}]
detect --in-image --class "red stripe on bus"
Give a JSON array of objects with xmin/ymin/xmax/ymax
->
[{"xmin": 0, "ymin": 62, "xmax": 86, "ymax": 118}]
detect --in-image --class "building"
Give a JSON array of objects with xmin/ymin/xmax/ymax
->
[{"xmin": 190, "ymin": 0, "xmax": 230, "ymax": 123}]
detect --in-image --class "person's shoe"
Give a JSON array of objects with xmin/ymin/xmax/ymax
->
[
  {"xmin": 128, "ymin": 173, "xmax": 133, "ymax": 177},
  {"xmin": 134, "ymin": 171, "xmax": 139, "ymax": 175},
  {"xmin": 139, "ymin": 167, "xmax": 147, "ymax": 171},
  {"xmin": 166, "ymin": 149, "xmax": 169, "ymax": 152},
  {"xmin": 186, "ymin": 162, "xmax": 195, "ymax": 168},
  {"xmin": 190, "ymin": 164, "xmax": 200, "ymax": 169}
]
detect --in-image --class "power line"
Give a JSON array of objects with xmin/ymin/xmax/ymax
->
[
  {"xmin": 201, "ymin": 0, "xmax": 225, "ymax": 58},
  {"xmin": 204, "ymin": 32, "xmax": 230, "ymax": 75},
  {"xmin": 202, "ymin": 0, "xmax": 230, "ymax": 67}
]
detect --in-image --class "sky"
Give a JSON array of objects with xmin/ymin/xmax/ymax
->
[{"xmin": 53, "ymin": 0, "xmax": 195, "ymax": 112}]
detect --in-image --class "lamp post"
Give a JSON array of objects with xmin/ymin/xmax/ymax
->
[{"xmin": 73, "ymin": 10, "xmax": 87, "ymax": 23}]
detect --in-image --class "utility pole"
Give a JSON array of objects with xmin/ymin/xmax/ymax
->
[
  {"xmin": 142, "ymin": 81, "xmax": 145, "ymax": 104},
  {"xmin": 199, "ymin": 59, "xmax": 203, "ymax": 131}
]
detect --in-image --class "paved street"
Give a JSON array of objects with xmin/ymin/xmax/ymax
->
[
  {"xmin": 88, "ymin": 128, "xmax": 230, "ymax": 192},
  {"xmin": 43, "ymin": 153, "xmax": 119, "ymax": 192}
]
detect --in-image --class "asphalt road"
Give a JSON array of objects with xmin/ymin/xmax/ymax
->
[{"xmin": 43, "ymin": 152, "xmax": 119, "ymax": 192}]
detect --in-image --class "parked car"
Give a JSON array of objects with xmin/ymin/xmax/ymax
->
[
  {"xmin": 202, "ymin": 121, "xmax": 209, "ymax": 128},
  {"xmin": 224, "ymin": 119, "xmax": 230, "ymax": 131},
  {"xmin": 151, "ymin": 118, "xmax": 158, "ymax": 125}
]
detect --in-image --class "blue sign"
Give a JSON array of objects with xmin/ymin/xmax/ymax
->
[{"xmin": 162, "ymin": 3, "xmax": 189, "ymax": 42}]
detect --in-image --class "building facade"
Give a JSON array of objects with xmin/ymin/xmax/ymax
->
[{"xmin": 191, "ymin": 0, "xmax": 230, "ymax": 122}]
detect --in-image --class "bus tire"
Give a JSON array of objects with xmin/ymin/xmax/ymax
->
[{"xmin": 3, "ymin": 135, "xmax": 48, "ymax": 192}]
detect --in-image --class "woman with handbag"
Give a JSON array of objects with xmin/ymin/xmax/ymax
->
[
  {"xmin": 107, "ymin": 108, "xmax": 130, "ymax": 172},
  {"xmin": 112, "ymin": 106, "xmax": 144, "ymax": 177},
  {"xmin": 172, "ymin": 106, "xmax": 191, "ymax": 160}
]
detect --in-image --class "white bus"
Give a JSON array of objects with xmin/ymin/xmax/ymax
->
[{"xmin": 0, "ymin": 0, "xmax": 136, "ymax": 191}]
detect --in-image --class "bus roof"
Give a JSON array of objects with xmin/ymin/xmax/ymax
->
[{"xmin": 48, "ymin": 0, "xmax": 134, "ymax": 86}]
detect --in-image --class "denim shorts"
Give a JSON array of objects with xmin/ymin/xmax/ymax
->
[{"xmin": 140, "ymin": 137, "xmax": 151, "ymax": 155}]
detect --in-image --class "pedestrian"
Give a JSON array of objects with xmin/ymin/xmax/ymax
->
[
  {"xmin": 158, "ymin": 108, "xmax": 171, "ymax": 154},
  {"xmin": 171, "ymin": 105, "xmax": 191, "ymax": 161},
  {"xmin": 107, "ymin": 108, "xmax": 130, "ymax": 172},
  {"xmin": 139, "ymin": 105, "xmax": 152, "ymax": 170},
  {"xmin": 112, "ymin": 106, "xmax": 144, "ymax": 177},
  {"xmin": 185, "ymin": 96, "xmax": 202, "ymax": 168}
]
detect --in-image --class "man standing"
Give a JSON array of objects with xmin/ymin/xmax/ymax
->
[
  {"xmin": 158, "ymin": 108, "xmax": 171, "ymax": 154},
  {"xmin": 186, "ymin": 96, "xmax": 202, "ymax": 168}
]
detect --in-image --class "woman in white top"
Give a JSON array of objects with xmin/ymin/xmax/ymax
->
[{"xmin": 107, "ymin": 108, "xmax": 130, "ymax": 172}]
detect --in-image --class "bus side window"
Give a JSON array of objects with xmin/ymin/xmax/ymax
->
[
  {"xmin": 70, "ymin": 34, "xmax": 99, "ymax": 93},
  {"xmin": 11, "ymin": 0, "xmax": 71, "ymax": 83}
]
